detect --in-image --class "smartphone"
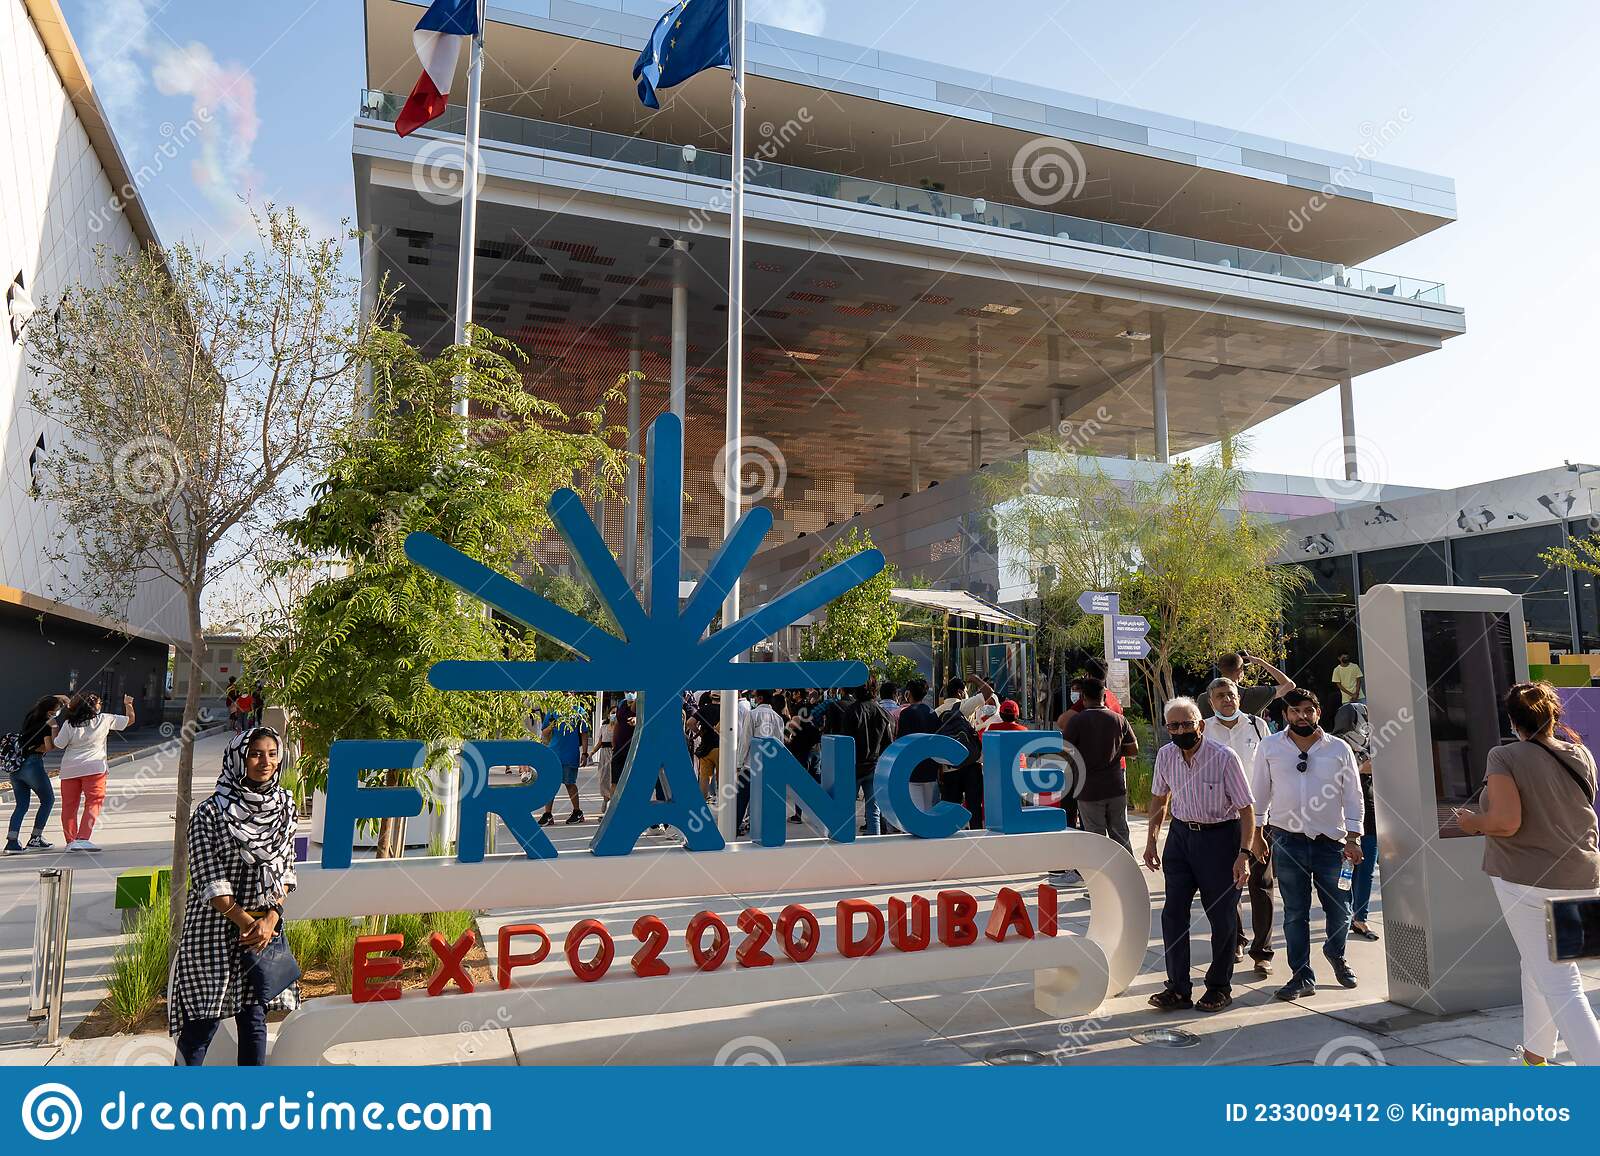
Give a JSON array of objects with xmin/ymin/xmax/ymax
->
[{"xmin": 1546, "ymin": 896, "xmax": 1600, "ymax": 962}]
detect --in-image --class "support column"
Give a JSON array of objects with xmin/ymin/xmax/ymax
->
[
  {"xmin": 671, "ymin": 240, "xmax": 689, "ymax": 420},
  {"xmin": 1339, "ymin": 373, "xmax": 1358, "ymax": 481},
  {"xmin": 909, "ymin": 432, "xmax": 921, "ymax": 493},
  {"xmin": 623, "ymin": 347, "xmax": 642, "ymax": 586},
  {"xmin": 1150, "ymin": 316, "xmax": 1169, "ymax": 464},
  {"xmin": 970, "ymin": 412, "xmax": 981, "ymax": 472},
  {"xmin": 359, "ymin": 227, "xmax": 380, "ymax": 420}
]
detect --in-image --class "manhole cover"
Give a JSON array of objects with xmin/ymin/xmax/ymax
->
[
  {"xmin": 1130, "ymin": 1028, "xmax": 1201, "ymax": 1049},
  {"xmin": 984, "ymin": 1047, "xmax": 1052, "ymax": 1065}
]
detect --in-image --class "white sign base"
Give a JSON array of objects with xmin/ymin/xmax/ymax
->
[{"xmin": 272, "ymin": 829, "xmax": 1149, "ymax": 1065}]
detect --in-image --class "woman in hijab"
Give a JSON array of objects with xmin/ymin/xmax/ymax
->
[{"xmin": 168, "ymin": 726, "xmax": 298, "ymax": 1065}]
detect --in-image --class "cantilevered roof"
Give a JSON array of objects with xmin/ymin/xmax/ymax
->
[{"xmin": 364, "ymin": 0, "xmax": 1456, "ymax": 264}]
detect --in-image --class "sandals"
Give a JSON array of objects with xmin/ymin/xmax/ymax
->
[
  {"xmin": 1351, "ymin": 922, "xmax": 1380, "ymax": 941},
  {"xmin": 1148, "ymin": 989, "xmax": 1193, "ymax": 1011},
  {"xmin": 1196, "ymin": 990, "xmax": 1233, "ymax": 1013}
]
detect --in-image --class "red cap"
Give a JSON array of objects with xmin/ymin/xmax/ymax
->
[{"xmin": 999, "ymin": 699, "xmax": 1020, "ymax": 720}]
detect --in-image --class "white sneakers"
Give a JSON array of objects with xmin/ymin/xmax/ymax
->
[{"xmin": 65, "ymin": 839, "xmax": 103, "ymax": 852}]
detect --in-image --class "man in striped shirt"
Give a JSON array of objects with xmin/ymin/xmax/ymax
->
[{"xmin": 1143, "ymin": 697, "xmax": 1255, "ymax": 1013}]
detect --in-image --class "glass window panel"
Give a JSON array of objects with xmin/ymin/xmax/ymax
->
[
  {"xmin": 1103, "ymin": 224, "xmax": 1149, "ymax": 252},
  {"xmin": 1281, "ymin": 554, "xmax": 1359, "ymax": 726},
  {"xmin": 1148, "ymin": 232, "xmax": 1195, "ymax": 261},
  {"xmin": 781, "ymin": 167, "xmax": 840, "ymax": 198},
  {"xmin": 1358, "ymin": 541, "xmax": 1449, "ymax": 593},
  {"xmin": 1193, "ymin": 239, "xmax": 1240, "ymax": 268},
  {"xmin": 1001, "ymin": 204, "xmax": 1055, "ymax": 236},
  {"xmin": 1053, "ymin": 214, "xmax": 1102, "ymax": 244},
  {"xmin": 1448, "ymin": 523, "xmax": 1571, "ymax": 648}
]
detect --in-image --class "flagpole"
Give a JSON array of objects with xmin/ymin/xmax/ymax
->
[
  {"xmin": 452, "ymin": 0, "xmax": 486, "ymax": 419},
  {"xmin": 716, "ymin": 0, "xmax": 746, "ymax": 842}
]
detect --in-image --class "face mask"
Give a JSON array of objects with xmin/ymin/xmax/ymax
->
[
  {"xmin": 1069, "ymin": 691, "xmax": 1081, "ymax": 704},
  {"xmin": 1172, "ymin": 731, "xmax": 1200, "ymax": 750},
  {"xmin": 1289, "ymin": 722, "xmax": 1317, "ymax": 738},
  {"xmin": 1213, "ymin": 708, "xmax": 1239, "ymax": 722}
]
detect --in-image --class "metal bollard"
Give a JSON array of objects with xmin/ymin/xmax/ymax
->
[{"xmin": 29, "ymin": 868, "xmax": 73, "ymax": 1043}]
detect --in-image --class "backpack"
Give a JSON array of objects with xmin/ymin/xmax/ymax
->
[
  {"xmin": 0, "ymin": 733, "xmax": 25, "ymax": 778},
  {"xmin": 934, "ymin": 705, "xmax": 982, "ymax": 770}
]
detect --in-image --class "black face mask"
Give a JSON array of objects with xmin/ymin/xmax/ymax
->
[
  {"xmin": 1288, "ymin": 722, "xmax": 1318, "ymax": 738},
  {"xmin": 1172, "ymin": 731, "xmax": 1200, "ymax": 750}
]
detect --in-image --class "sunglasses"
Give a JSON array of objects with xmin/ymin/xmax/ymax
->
[{"xmin": 1296, "ymin": 753, "xmax": 1308, "ymax": 774}]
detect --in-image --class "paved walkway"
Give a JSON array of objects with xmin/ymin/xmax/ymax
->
[
  {"xmin": 0, "ymin": 728, "xmax": 236, "ymax": 1056},
  {"xmin": 5, "ymin": 760, "xmax": 1598, "ymax": 1067}
]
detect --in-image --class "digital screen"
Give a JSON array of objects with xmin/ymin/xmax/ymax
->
[{"xmin": 1419, "ymin": 610, "xmax": 1517, "ymax": 838}]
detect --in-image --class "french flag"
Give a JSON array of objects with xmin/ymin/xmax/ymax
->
[{"xmin": 395, "ymin": 0, "xmax": 479, "ymax": 137}]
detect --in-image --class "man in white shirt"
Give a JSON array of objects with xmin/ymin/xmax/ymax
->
[
  {"xmin": 735, "ymin": 690, "xmax": 786, "ymax": 836},
  {"xmin": 1206, "ymin": 677, "xmax": 1275, "ymax": 977},
  {"xmin": 1250, "ymin": 688, "xmax": 1364, "ymax": 1001}
]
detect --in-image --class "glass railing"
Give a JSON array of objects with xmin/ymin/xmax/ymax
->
[{"xmin": 359, "ymin": 89, "xmax": 1447, "ymax": 305}]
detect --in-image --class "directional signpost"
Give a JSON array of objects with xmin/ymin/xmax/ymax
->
[
  {"xmin": 1077, "ymin": 592, "xmax": 1148, "ymax": 700},
  {"xmin": 1077, "ymin": 591, "xmax": 1119, "ymax": 617},
  {"xmin": 1111, "ymin": 614, "xmax": 1151, "ymax": 661}
]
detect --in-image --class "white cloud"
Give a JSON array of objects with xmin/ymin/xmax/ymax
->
[
  {"xmin": 81, "ymin": 0, "xmax": 155, "ymax": 123},
  {"xmin": 749, "ymin": 0, "xmax": 826, "ymax": 37}
]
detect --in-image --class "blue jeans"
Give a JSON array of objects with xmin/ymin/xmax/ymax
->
[
  {"xmin": 857, "ymin": 777, "xmax": 881, "ymax": 834},
  {"xmin": 174, "ymin": 1003, "xmax": 267, "ymax": 1066},
  {"xmin": 8, "ymin": 754, "xmax": 53, "ymax": 843},
  {"xmin": 1352, "ymin": 777, "xmax": 1378, "ymax": 922},
  {"xmin": 1270, "ymin": 829, "xmax": 1351, "ymax": 984}
]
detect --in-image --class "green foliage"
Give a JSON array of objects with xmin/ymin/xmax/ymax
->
[
  {"xmin": 424, "ymin": 909, "xmax": 476, "ymax": 945},
  {"xmin": 799, "ymin": 527, "xmax": 900, "ymax": 675},
  {"xmin": 247, "ymin": 327, "xmax": 628, "ymax": 797},
  {"xmin": 874, "ymin": 653, "xmax": 921, "ymax": 687},
  {"xmin": 979, "ymin": 437, "xmax": 1306, "ymax": 704},
  {"xmin": 385, "ymin": 912, "xmax": 429, "ymax": 956},
  {"xmin": 1542, "ymin": 537, "xmax": 1600, "ymax": 582},
  {"xmin": 106, "ymin": 901, "xmax": 171, "ymax": 1028}
]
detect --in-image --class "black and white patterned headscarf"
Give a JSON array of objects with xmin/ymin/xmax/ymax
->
[{"xmin": 212, "ymin": 726, "xmax": 297, "ymax": 902}]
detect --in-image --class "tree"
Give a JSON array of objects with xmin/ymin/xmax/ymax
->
[
  {"xmin": 26, "ymin": 206, "xmax": 378, "ymax": 945},
  {"xmin": 979, "ymin": 436, "xmax": 1305, "ymax": 707},
  {"xmin": 798, "ymin": 526, "xmax": 899, "ymax": 674},
  {"xmin": 246, "ymin": 326, "xmax": 627, "ymax": 856},
  {"xmin": 1541, "ymin": 536, "xmax": 1600, "ymax": 587}
]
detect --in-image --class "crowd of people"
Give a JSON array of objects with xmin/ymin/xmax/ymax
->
[
  {"xmin": 533, "ymin": 674, "xmax": 1027, "ymax": 838},
  {"xmin": 1135, "ymin": 654, "xmax": 1599, "ymax": 1066}
]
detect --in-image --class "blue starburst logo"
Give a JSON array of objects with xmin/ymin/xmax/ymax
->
[{"xmin": 405, "ymin": 412, "xmax": 884, "ymax": 855}]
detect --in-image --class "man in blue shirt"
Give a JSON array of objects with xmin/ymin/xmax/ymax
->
[{"xmin": 537, "ymin": 710, "xmax": 590, "ymax": 826}]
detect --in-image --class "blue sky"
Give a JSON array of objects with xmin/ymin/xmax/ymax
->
[{"xmin": 64, "ymin": 0, "xmax": 1600, "ymax": 491}]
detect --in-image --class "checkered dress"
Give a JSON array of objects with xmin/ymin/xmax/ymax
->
[{"xmin": 167, "ymin": 798, "xmax": 299, "ymax": 1034}]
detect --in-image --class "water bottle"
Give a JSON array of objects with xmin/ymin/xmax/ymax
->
[{"xmin": 1338, "ymin": 860, "xmax": 1354, "ymax": 890}]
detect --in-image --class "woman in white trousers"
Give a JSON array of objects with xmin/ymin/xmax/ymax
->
[{"xmin": 1456, "ymin": 681, "xmax": 1600, "ymax": 1066}]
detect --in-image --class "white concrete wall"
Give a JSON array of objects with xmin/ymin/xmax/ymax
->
[{"xmin": 0, "ymin": 0, "xmax": 184, "ymax": 642}]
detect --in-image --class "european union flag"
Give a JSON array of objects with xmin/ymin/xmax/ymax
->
[{"xmin": 633, "ymin": 0, "xmax": 731, "ymax": 110}]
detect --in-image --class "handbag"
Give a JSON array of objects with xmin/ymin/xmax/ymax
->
[{"xmin": 241, "ymin": 927, "xmax": 301, "ymax": 1004}]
